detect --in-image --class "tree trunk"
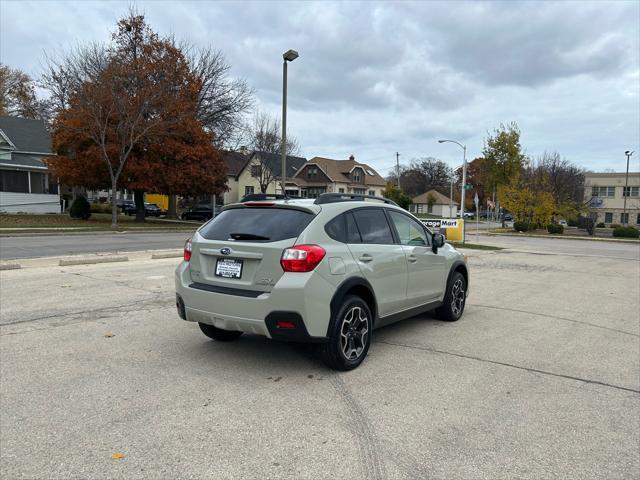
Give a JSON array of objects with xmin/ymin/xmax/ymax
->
[
  {"xmin": 167, "ymin": 195, "xmax": 177, "ymax": 219},
  {"xmin": 110, "ymin": 180, "xmax": 118, "ymax": 228},
  {"xmin": 134, "ymin": 190, "xmax": 145, "ymax": 222}
]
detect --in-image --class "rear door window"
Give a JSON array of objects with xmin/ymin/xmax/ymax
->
[
  {"xmin": 199, "ymin": 208, "xmax": 313, "ymax": 242},
  {"xmin": 352, "ymin": 208, "xmax": 394, "ymax": 244}
]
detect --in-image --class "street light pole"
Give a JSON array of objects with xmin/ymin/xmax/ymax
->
[
  {"xmin": 281, "ymin": 49, "xmax": 299, "ymax": 196},
  {"xmin": 623, "ymin": 150, "xmax": 634, "ymax": 226},
  {"xmin": 438, "ymin": 139, "xmax": 468, "ymax": 242}
]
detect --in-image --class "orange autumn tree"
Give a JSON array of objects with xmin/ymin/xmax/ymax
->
[{"xmin": 47, "ymin": 12, "xmax": 226, "ymax": 226}]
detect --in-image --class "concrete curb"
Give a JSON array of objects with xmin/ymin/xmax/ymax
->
[
  {"xmin": 0, "ymin": 263, "xmax": 21, "ymax": 270},
  {"xmin": 151, "ymin": 251, "xmax": 183, "ymax": 259},
  {"xmin": 1, "ymin": 249, "xmax": 184, "ymax": 270},
  {"xmin": 59, "ymin": 255, "xmax": 129, "ymax": 266}
]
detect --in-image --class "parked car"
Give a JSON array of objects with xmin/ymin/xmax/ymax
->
[
  {"xmin": 558, "ymin": 219, "xmax": 568, "ymax": 226},
  {"xmin": 459, "ymin": 211, "xmax": 474, "ymax": 219},
  {"xmin": 123, "ymin": 202, "xmax": 164, "ymax": 217},
  {"xmin": 118, "ymin": 200, "xmax": 135, "ymax": 213},
  {"xmin": 175, "ymin": 193, "xmax": 469, "ymax": 370},
  {"xmin": 181, "ymin": 203, "xmax": 222, "ymax": 221},
  {"xmin": 502, "ymin": 213, "xmax": 513, "ymax": 221}
]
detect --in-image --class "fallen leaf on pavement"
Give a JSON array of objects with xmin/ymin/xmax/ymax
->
[
  {"xmin": 104, "ymin": 333, "xmax": 115, "ymax": 338},
  {"xmin": 111, "ymin": 453, "xmax": 125, "ymax": 460}
]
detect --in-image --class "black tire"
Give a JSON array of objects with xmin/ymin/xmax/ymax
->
[
  {"xmin": 436, "ymin": 271, "xmax": 467, "ymax": 321},
  {"xmin": 198, "ymin": 323, "xmax": 243, "ymax": 341},
  {"xmin": 320, "ymin": 295, "xmax": 372, "ymax": 371}
]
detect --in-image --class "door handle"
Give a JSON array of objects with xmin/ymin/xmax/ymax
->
[
  {"xmin": 359, "ymin": 254, "xmax": 373, "ymax": 263},
  {"xmin": 407, "ymin": 255, "xmax": 417, "ymax": 263}
]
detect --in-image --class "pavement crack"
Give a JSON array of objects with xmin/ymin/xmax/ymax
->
[
  {"xmin": 469, "ymin": 303, "xmax": 639, "ymax": 337},
  {"xmin": 375, "ymin": 340, "xmax": 640, "ymax": 395},
  {"xmin": 330, "ymin": 374, "xmax": 387, "ymax": 480},
  {"xmin": 0, "ymin": 297, "xmax": 169, "ymax": 328}
]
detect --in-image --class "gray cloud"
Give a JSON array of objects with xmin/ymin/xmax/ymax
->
[{"xmin": 1, "ymin": 0, "xmax": 638, "ymax": 174}]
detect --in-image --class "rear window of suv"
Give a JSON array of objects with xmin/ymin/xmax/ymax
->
[{"xmin": 199, "ymin": 207, "xmax": 314, "ymax": 242}]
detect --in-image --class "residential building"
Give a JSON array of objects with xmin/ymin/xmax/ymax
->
[
  {"xmin": 221, "ymin": 149, "xmax": 250, "ymax": 204},
  {"xmin": 292, "ymin": 155, "xmax": 386, "ymax": 199},
  {"xmin": 0, "ymin": 116, "xmax": 60, "ymax": 213},
  {"xmin": 585, "ymin": 171, "xmax": 640, "ymax": 225},
  {"xmin": 236, "ymin": 151, "xmax": 307, "ymax": 200},
  {"xmin": 410, "ymin": 189, "xmax": 458, "ymax": 218}
]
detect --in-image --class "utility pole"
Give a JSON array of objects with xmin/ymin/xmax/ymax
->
[
  {"xmin": 396, "ymin": 152, "xmax": 401, "ymax": 189},
  {"xmin": 280, "ymin": 49, "xmax": 299, "ymax": 196},
  {"xmin": 449, "ymin": 178, "xmax": 453, "ymax": 218},
  {"xmin": 623, "ymin": 150, "xmax": 634, "ymax": 226}
]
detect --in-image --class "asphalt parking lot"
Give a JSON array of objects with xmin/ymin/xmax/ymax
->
[{"xmin": 1, "ymin": 242, "xmax": 639, "ymax": 479}]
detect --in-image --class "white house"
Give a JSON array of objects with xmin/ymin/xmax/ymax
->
[
  {"xmin": 0, "ymin": 117, "xmax": 60, "ymax": 213},
  {"xmin": 409, "ymin": 189, "xmax": 458, "ymax": 218}
]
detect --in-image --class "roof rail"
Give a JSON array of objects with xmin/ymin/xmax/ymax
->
[
  {"xmin": 240, "ymin": 193, "xmax": 300, "ymax": 202},
  {"xmin": 314, "ymin": 193, "xmax": 398, "ymax": 206}
]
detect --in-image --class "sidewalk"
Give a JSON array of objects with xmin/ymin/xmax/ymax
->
[{"xmin": 480, "ymin": 230, "xmax": 639, "ymax": 244}]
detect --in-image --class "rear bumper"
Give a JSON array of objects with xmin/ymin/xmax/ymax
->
[{"xmin": 174, "ymin": 261, "xmax": 331, "ymax": 341}]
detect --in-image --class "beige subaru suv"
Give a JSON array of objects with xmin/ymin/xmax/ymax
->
[{"xmin": 175, "ymin": 193, "xmax": 468, "ymax": 370}]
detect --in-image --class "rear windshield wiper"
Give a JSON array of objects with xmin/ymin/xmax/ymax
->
[{"xmin": 229, "ymin": 233, "xmax": 270, "ymax": 240}]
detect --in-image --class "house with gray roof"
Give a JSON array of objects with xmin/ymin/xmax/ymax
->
[{"xmin": 0, "ymin": 116, "xmax": 60, "ymax": 213}]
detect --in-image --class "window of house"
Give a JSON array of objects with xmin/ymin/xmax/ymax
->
[
  {"xmin": 352, "ymin": 169, "xmax": 362, "ymax": 183},
  {"xmin": 244, "ymin": 186, "xmax": 254, "ymax": 195},
  {"xmin": 636, "ymin": 213, "xmax": 640, "ymax": 225},
  {"xmin": 427, "ymin": 203, "xmax": 433, "ymax": 213},
  {"xmin": 338, "ymin": 188, "xmax": 344, "ymax": 193},
  {"xmin": 620, "ymin": 213, "xmax": 629, "ymax": 224},
  {"xmin": 0, "ymin": 169, "xmax": 29, "ymax": 193},
  {"xmin": 307, "ymin": 167, "xmax": 318, "ymax": 179},
  {"xmin": 30, "ymin": 172, "xmax": 45, "ymax": 194},
  {"xmin": 368, "ymin": 190, "xmax": 375, "ymax": 196},
  {"xmin": 250, "ymin": 165, "xmax": 261, "ymax": 177},
  {"xmin": 353, "ymin": 188, "xmax": 366, "ymax": 195},
  {"xmin": 623, "ymin": 186, "xmax": 639, "ymax": 197},
  {"xmin": 604, "ymin": 212, "xmax": 613, "ymax": 223},
  {"xmin": 417, "ymin": 204, "xmax": 423, "ymax": 214},
  {"xmin": 352, "ymin": 209, "xmax": 394, "ymax": 244},
  {"xmin": 306, "ymin": 187, "xmax": 326, "ymax": 199},
  {"xmin": 592, "ymin": 186, "xmax": 615, "ymax": 197}
]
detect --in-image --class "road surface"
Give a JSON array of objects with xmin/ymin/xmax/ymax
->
[
  {"xmin": 0, "ymin": 231, "xmax": 194, "ymax": 260},
  {"xmin": 1, "ymin": 248, "xmax": 638, "ymax": 478}
]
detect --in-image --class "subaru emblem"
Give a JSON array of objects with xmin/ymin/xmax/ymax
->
[{"xmin": 220, "ymin": 248, "xmax": 232, "ymax": 256}]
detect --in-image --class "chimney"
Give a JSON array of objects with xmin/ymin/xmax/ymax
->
[{"xmin": 349, "ymin": 154, "xmax": 355, "ymax": 161}]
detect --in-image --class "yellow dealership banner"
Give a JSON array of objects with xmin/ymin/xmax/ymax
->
[
  {"xmin": 145, "ymin": 194, "xmax": 169, "ymax": 210},
  {"xmin": 420, "ymin": 219, "xmax": 464, "ymax": 242}
]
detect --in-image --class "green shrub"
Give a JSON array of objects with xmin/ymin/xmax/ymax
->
[
  {"xmin": 513, "ymin": 221, "xmax": 529, "ymax": 232},
  {"xmin": 610, "ymin": 224, "xmax": 621, "ymax": 229},
  {"xmin": 90, "ymin": 203, "xmax": 112, "ymax": 214},
  {"xmin": 69, "ymin": 197, "xmax": 91, "ymax": 220},
  {"xmin": 613, "ymin": 226, "xmax": 639, "ymax": 238},
  {"xmin": 567, "ymin": 218, "xmax": 578, "ymax": 227},
  {"xmin": 547, "ymin": 223, "xmax": 564, "ymax": 234},
  {"xmin": 596, "ymin": 222, "xmax": 605, "ymax": 228}
]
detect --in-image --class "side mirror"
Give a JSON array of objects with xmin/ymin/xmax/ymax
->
[{"xmin": 432, "ymin": 233, "xmax": 445, "ymax": 253}]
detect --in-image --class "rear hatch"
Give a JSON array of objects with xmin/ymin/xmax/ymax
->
[{"xmin": 188, "ymin": 204, "xmax": 316, "ymax": 294}]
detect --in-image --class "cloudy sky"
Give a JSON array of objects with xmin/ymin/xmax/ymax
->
[{"xmin": 2, "ymin": 0, "xmax": 639, "ymax": 175}]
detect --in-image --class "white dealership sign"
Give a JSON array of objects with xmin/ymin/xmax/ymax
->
[{"xmin": 421, "ymin": 218, "xmax": 459, "ymax": 229}]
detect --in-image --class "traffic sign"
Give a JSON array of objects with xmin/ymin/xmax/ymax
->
[
  {"xmin": 474, "ymin": 192, "xmax": 479, "ymax": 208},
  {"xmin": 464, "ymin": 184, "xmax": 473, "ymax": 190}
]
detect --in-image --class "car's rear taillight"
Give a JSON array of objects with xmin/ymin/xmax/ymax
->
[
  {"xmin": 184, "ymin": 238, "xmax": 192, "ymax": 262},
  {"xmin": 280, "ymin": 244, "xmax": 326, "ymax": 272}
]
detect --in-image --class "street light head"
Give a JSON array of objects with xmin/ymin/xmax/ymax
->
[
  {"xmin": 283, "ymin": 49, "xmax": 299, "ymax": 62},
  {"xmin": 438, "ymin": 140, "xmax": 446, "ymax": 143},
  {"xmin": 625, "ymin": 150, "xmax": 634, "ymax": 156}
]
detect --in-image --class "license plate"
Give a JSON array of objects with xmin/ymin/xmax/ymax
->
[{"xmin": 215, "ymin": 258, "xmax": 243, "ymax": 278}]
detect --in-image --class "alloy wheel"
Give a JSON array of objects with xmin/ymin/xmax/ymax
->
[
  {"xmin": 451, "ymin": 278, "xmax": 465, "ymax": 316},
  {"xmin": 340, "ymin": 306, "xmax": 369, "ymax": 361}
]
